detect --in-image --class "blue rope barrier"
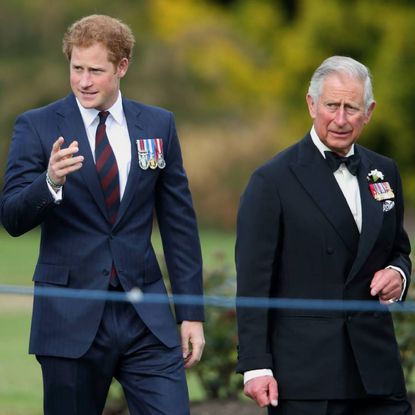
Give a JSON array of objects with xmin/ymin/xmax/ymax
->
[{"xmin": 0, "ymin": 284, "xmax": 413, "ymax": 313}]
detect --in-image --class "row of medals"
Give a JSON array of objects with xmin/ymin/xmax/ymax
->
[{"xmin": 139, "ymin": 152, "xmax": 166, "ymax": 170}]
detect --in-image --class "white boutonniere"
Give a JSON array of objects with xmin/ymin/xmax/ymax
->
[{"xmin": 366, "ymin": 169, "xmax": 384, "ymax": 183}]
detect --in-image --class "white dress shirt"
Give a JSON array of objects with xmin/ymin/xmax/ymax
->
[
  {"xmin": 310, "ymin": 126, "xmax": 362, "ymax": 232},
  {"xmin": 48, "ymin": 92, "xmax": 131, "ymax": 201}
]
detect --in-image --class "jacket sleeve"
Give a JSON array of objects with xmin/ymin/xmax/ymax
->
[
  {"xmin": 235, "ymin": 169, "xmax": 281, "ymax": 373},
  {"xmin": 1, "ymin": 112, "xmax": 56, "ymax": 236},
  {"xmin": 154, "ymin": 112, "xmax": 204, "ymax": 323}
]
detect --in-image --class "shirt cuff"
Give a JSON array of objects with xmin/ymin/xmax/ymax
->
[
  {"xmin": 46, "ymin": 180, "xmax": 63, "ymax": 203},
  {"xmin": 244, "ymin": 369, "xmax": 274, "ymax": 384},
  {"xmin": 386, "ymin": 265, "xmax": 407, "ymax": 301}
]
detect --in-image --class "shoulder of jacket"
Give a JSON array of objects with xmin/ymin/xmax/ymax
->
[{"xmin": 123, "ymin": 98, "xmax": 172, "ymax": 118}]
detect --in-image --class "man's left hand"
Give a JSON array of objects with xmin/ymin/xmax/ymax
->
[
  {"xmin": 370, "ymin": 268, "xmax": 403, "ymax": 303},
  {"xmin": 180, "ymin": 321, "xmax": 205, "ymax": 368}
]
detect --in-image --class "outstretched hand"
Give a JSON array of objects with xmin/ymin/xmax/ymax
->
[{"xmin": 47, "ymin": 137, "xmax": 84, "ymax": 186}]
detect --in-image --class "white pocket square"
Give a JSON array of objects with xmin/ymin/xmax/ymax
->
[{"xmin": 382, "ymin": 200, "xmax": 395, "ymax": 212}]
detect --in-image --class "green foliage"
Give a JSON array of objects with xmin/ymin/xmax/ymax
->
[
  {"xmin": 193, "ymin": 306, "xmax": 241, "ymax": 399},
  {"xmin": 155, "ymin": 245, "xmax": 241, "ymax": 400},
  {"xmin": 2, "ymin": 1, "xmax": 415, "ymax": 228},
  {"xmin": 394, "ymin": 287, "xmax": 415, "ymax": 393},
  {"xmin": 155, "ymin": 244, "xmax": 241, "ymax": 399},
  {"xmin": 192, "ymin": 255, "xmax": 243, "ymax": 399}
]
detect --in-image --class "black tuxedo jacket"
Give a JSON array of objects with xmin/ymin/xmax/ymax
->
[{"xmin": 236, "ymin": 134, "xmax": 411, "ymax": 399}]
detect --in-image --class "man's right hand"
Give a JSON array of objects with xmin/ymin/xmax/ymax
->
[
  {"xmin": 244, "ymin": 375, "xmax": 278, "ymax": 408},
  {"xmin": 48, "ymin": 137, "xmax": 84, "ymax": 186}
]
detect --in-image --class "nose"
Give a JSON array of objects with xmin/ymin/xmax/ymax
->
[
  {"xmin": 79, "ymin": 72, "xmax": 93, "ymax": 88},
  {"xmin": 334, "ymin": 106, "xmax": 347, "ymax": 126}
]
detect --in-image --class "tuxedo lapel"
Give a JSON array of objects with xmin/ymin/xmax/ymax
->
[
  {"xmin": 114, "ymin": 99, "xmax": 145, "ymax": 226},
  {"xmin": 346, "ymin": 148, "xmax": 383, "ymax": 283},
  {"xmin": 56, "ymin": 95, "xmax": 108, "ymax": 221},
  {"xmin": 290, "ymin": 135, "xmax": 360, "ymax": 254}
]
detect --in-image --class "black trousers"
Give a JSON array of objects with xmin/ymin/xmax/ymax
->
[
  {"xmin": 37, "ymin": 295, "xmax": 189, "ymax": 415},
  {"xmin": 268, "ymin": 397, "xmax": 412, "ymax": 415}
]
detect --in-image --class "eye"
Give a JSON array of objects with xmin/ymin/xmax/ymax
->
[
  {"xmin": 325, "ymin": 103, "xmax": 339, "ymax": 111},
  {"xmin": 344, "ymin": 105, "xmax": 360, "ymax": 115}
]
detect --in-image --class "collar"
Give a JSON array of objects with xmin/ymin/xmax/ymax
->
[
  {"xmin": 310, "ymin": 126, "xmax": 355, "ymax": 158},
  {"xmin": 75, "ymin": 91, "xmax": 125, "ymax": 127}
]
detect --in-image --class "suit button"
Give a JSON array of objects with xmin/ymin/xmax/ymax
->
[
  {"xmin": 102, "ymin": 269, "xmax": 110, "ymax": 276},
  {"xmin": 326, "ymin": 247, "xmax": 334, "ymax": 255},
  {"xmin": 346, "ymin": 315, "xmax": 352, "ymax": 322}
]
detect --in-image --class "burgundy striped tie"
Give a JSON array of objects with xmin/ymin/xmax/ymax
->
[
  {"xmin": 95, "ymin": 111, "xmax": 120, "ymax": 287},
  {"xmin": 95, "ymin": 111, "xmax": 120, "ymax": 224}
]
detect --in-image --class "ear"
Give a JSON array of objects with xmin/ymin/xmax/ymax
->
[
  {"xmin": 306, "ymin": 94, "xmax": 317, "ymax": 119},
  {"xmin": 117, "ymin": 58, "xmax": 129, "ymax": 78},
  {"xmin": 364, "ymin": 101, "xmax": 376, "ymax": 124}
]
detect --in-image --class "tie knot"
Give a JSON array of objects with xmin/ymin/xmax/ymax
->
[
  {"xmin": 324, "ymin": 151, "xmax": 360, "ymax": 176},
  {"xmin": 98, "ymin": 111, "xmax": 110, "ymax": 125}
]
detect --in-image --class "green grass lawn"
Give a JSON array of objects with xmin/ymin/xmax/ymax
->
[
  {"xmin": 0, "ymin": 225, "xmax": 234, "ymax": 414},
  {"xmin": 0, "ymin": 310, "xmax": 43, "ymax": 415},
  {"xmin": 0, "ymin": 228, "xmax": 40, "ymax": 286},
  {"xmin": 0, "ymin": 226, "xmax": 235, "ymax": 285}
]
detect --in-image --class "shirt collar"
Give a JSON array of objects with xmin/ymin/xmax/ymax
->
[
  {"xmin": 75, "ymin": 91, "xmax": 124, "ymax": 127},
  {"xmin": 310, "ymin": 126, "xmax": 354, "ymax": 158}
]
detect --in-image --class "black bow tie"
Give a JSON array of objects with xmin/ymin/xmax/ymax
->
[{"xmin": 324, "ymin": 151, "xmax": 361, "ymax": 176}]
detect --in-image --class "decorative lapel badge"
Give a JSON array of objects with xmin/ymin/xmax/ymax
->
[
  {"xmin": 136, "ymin": 138, "xmax": 166, "ymax": 170},
  {"xmin": 383, "ymin": 200, "xmax": 395, "ymax": 212},
  {"xmin": 366, "ymin": 169, "xmax": 395, "ymax": 201}
]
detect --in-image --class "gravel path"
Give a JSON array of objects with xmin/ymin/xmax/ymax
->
[{"xmin": 191, "ymin": 400, "xmax": 266, "ymax": 415}]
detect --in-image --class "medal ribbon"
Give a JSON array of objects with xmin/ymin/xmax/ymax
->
[
  {"xmin": 155, "ymin": 139, "xmax": 163, "ymax": 162},
  {"xmin": 148, "ymin": 139, "xmax": 155, "ymax": 161}
]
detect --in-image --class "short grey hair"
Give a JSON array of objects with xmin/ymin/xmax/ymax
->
[{"xmin": 308, "ymin": 56, "xmax": 375, "ymax": 113}]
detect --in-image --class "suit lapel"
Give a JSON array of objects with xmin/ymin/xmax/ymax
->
[
  {"xmin": 291, "ymin": 136, "xmax": 385, "ymax": 283},
  {"xmin": 56, "ymin": 95, "xmax": 109, "ymax": 221},
  {"xmin": 290, "ymin": 135, "xmax": 360, "ymax": 254},
  {"xmin": 113, "ymin": 99, "xmax": 145, "ymax": 226},
  {"xmin": 346, "ymin": 148, "xmax": 383, "ymax": 283}
]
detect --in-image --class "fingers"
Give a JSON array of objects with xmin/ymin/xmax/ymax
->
[
  {"xmin": 370, "ymin": 270, "xmax": 390, "ymax": 296},
  {"xmin": 268, "ymin": 378, "xmax": 279, "ymax": 407},
  {"xmin": 244, "ymin": 376, "xmax": 278, "ymax": 408},
  {"xmin": 181, "ymin": 339, "xmax": 189, "ymax": 362},
  {"xmin": 48, "ymin": 137, "xmax": 84, "ymax": 185},
  {"xmin": 180, "ymin": 321, "xmax": 205, "ymax": 369},
  {"xmin": 370, "ymin": 269, "xmax": 403, "ymax": 303},
  {"xmin": 183, "ymin": 339, "xmax": 205, "ymax": 368},
  {"xmin": 51, "ymin": 136, "xmax": 65, "ymax": 155}
]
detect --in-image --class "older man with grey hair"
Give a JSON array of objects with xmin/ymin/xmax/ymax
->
[{"xmin": 236, "ymin": 56, "xmax": 411, "ymax": 414}]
